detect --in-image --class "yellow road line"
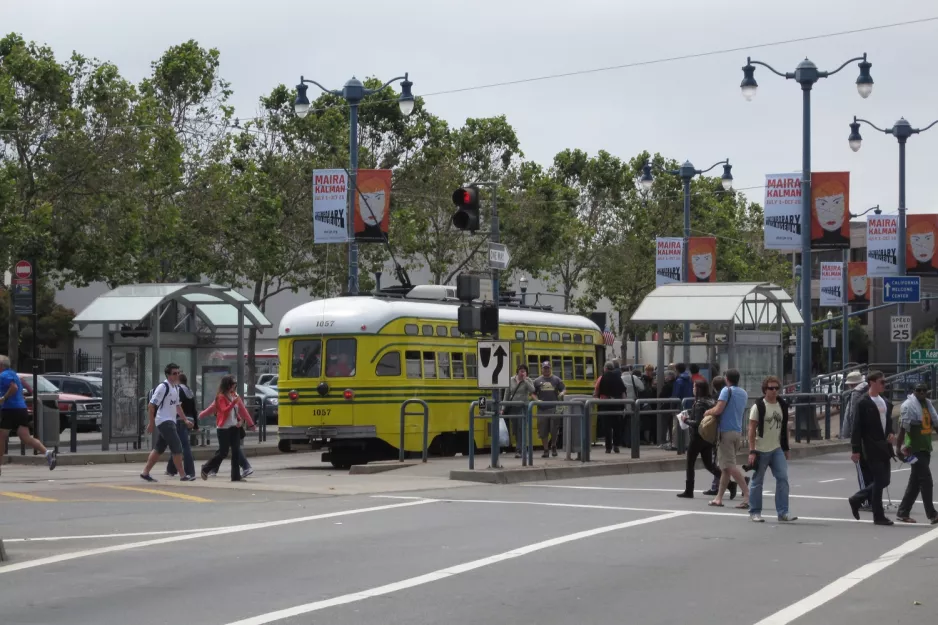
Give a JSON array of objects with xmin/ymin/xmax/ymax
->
[
  {"xmin": 0, "ymin": 491, "xmax": 57, "ymax": 502},
  {"xmin": 99, "ymin": 485, "xmax": 213, "ymax": 503}
]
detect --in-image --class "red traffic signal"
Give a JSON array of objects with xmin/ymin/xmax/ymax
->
[{"xmin": 452, "ymin": 186, "xmax": 480, "ymax": 231}]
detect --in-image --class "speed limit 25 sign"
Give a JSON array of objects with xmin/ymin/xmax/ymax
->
[{"xmin": 891, "ymin": 315, "xmax": 912, "ymax": 343}]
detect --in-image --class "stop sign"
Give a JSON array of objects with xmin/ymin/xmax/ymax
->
[{"xmin": 14, "ymin": 260, "xmax": 32, "ymax": 279}]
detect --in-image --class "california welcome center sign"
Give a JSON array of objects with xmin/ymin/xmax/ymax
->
[
  {"xmin": 655, "ymin": 237, "xmax": 683, "ymax": 287},
  {"xmin": 764, "ymin": 173, "xmax": 802, "ymax": 251},
  {"xmin": 866, "ymin": 213, "xmax": 898, "ymax": 277},
  {"xmin": 312, "ymin": 169, "xmax": 348, "ymax": 244}
]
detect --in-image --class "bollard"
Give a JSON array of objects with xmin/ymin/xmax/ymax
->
[
  {"xmin": 69, "ymin": 404, "xmax": 78, "ymax": 453},
  {"xmin": 824, "ymin": 396, "xmax": 831, "ymax": 440},
  {"xmin": 631, "ymin": 401, "xmax": 641, "ymax": 459}
]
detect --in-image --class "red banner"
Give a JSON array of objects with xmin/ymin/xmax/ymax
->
[
  {"xmin": 906, "ymin": 214, "xmax": 938, "ymax": 276},
  {"xmin": 353, "ymin": 169, "xmax": 392, "ymax": 242},
  {"xmin": 810, "ymin": 172, "xmax": 850, "ymax": 249},
  {"xmin": 848, "ymin": 262, "xmax": 869, "ymax": 304},
  {"xmin": 687, "ymin": 237, "xmax": 716, "ymax": 283}
]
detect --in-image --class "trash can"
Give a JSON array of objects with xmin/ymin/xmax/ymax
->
[
  {"xmin": 37, "ymin": 397, "xmax": 61, "ymax": 450},
  {"xmin": 563, "ymin": 397, "xmax": 590, "ymax": 459}
]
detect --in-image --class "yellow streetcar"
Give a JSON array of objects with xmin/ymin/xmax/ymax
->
[{"xmin": 277, "ymin": 285, "xmax": 603, "ymax": 468}]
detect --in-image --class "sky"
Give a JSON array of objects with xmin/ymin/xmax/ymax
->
[{"xmin": 4, "ymin": 0, "xmax": 938, "ymax": 218}]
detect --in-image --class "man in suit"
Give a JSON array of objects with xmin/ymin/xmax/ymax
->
[{"xmin": 848, "ymin": 370, "xmax": 896, "ymax": 526}]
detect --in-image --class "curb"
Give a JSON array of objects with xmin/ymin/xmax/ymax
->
[
  {"xmin": 2, "ymin": 445, "xmax": 289, "ymax": 466},
  {"xmin": 349, "ymin": 461, "xmax": 420, "ymax": 475},
  {"xmin": 449, "ymin": 440, "xmax": 853, "ymax": 485}
]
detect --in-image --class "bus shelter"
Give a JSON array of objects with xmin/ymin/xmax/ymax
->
[
  {"xmin": 629, "ymin": 282, "xmax": 803, "ymax": 399},
  {"xmin": 73, "ymin": 283, "xmax": 272, "ymax": 450}
]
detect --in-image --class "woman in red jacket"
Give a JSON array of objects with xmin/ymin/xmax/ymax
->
[{"xmin": 199, "ymin": 375, "xmax": 254, "ymax": 481}]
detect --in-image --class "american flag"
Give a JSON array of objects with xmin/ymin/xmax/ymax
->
[{"xmin": 603, "ymin": 326, "xmax": 615, "ymax": 345}]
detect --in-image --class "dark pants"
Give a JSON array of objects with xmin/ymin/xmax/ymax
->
[
  {"xmin": 602, "ymin": 412, "xmax": 623, "ymax": 450},
  {"xmin": 202, "ymin": 427, "xmax": 242, "ymax": 481},
  {"xmin": 686, "ymin": 435, "xmax": 721, "ymax": 486},
  {"xmin": 850, "ymin": 458, "xmax": 891, "ymax": 521},
  {"xmin": 504, "ymin": 409, "xmax": 523, "ymax": 450},
  {"xmin": 898, "ymin": 451, "xmax": 937, "ymax": 519},
  {"xmin": 855, "ymin": 458, "xmax": 874, "ymax": 506},
  {"xmin": 166, "ymin": 420, "xmax": 195, "ymax": 477}
]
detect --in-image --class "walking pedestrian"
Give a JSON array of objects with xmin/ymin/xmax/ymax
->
[
  {"xmin": 534, "ymin": 361, "xmax": 565, "ymax": 458},
  {"xmin": 676, "ymin": 379, "xmax": 720, "ymax": 498},
  {"xmin": 847, "ymin": 370, "xmax": 896, "ymax": 526},
  {"xmin": 747, "ymin": 375, "xmax": 797, "ymax": 523},
  {"xmin": 841, "ymin": 371, "xmax": 872, "ymax": 511},
  {"xmin": 505, "ymin": 365, "xmax": 535, "ymax": 458},
  {"xmin": 166, "ymin": 373, "xmax": 196, "ymax": 478},
  {"xmin": 199, "ymin": 376, "xmax": 254, "ymax": 481},
  {"xmin": 596, "ymin": 361, "xmax": 627, "ymax": 454},
  {"xmin": 0, "ymin": 355, "xmax": 56, "ymax": 474},
  {"xmin": 140, "ymin": 363, "xmax": 194, "ymax": 482},
  {"xmin": 704, "ymin": 368, "xmax": 751, "ymax": 508},
  {"xmin": 895, "ymin": 383, "xmax": 938, "ymax": 524},
  {"xmin": 689, "ymin": 363, "xmax": 706, "ymax": 385}
]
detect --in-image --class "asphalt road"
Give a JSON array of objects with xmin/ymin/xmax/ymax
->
[{"xmin": 2, "ymin": 452, "xmax": 937, "ymax": 625}]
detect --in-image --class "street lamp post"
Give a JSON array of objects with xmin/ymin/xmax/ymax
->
[
  {"xmin": 826, "ymin": 310, "xmax": 834, "ymax": 374},
  {"xmin": 741, "ymin": 53, "xmax": 873, "ymax": 395},
  {"xmin": 849, "ymin": 116, "xmax": 938, "ymax": 365},
  {"xmin": 519, "ymin": 275, "xmax": 528, "ymax": 306},
  {"xmin": 294, "ymin": 73, "xmax": 415, "ymax": 295},
  {"xmin": 639, "ymin": 159, "xmax": 733, "ymax": 366}
]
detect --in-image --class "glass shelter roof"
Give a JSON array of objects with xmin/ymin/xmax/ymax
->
[{"xmin": 629, "ymin": 282, "xmax": 803, "ymax": 327}]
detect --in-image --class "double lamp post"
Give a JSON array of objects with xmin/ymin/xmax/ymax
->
[
  {"xmin": 294, "ymin": 73, "xmax": 415, "ymax": 296},
  {"xmin": 740, "ymin": 53, "xmax": 872, "ymax": 393}
]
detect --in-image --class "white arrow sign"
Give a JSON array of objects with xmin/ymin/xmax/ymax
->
[{"xmin": 488, "ymin": 243, "xmax": 510, "ymax": 270}]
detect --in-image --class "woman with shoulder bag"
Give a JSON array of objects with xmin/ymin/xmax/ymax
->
[
  {"xmin": 505, "ymin": 365, "xmax": 535, "ymax": 458},
  {"xmin": 676, "ymin": 379, "xmax": 723, "ymax": 498},
  {"xmin": 199, "ymin": 375, "xmax": 255, "ymax": 481}
]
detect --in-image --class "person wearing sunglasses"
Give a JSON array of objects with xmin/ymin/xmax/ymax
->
[
  {"xmin": 848, "ymin": 371, "xmax": 895, "ymax": 526},
  {"xmin": 895, "ymin": 383, "xmax": 938, "ymax": 524},
  {"xmin": 746, "ymin": 376, "xmax": 796, "ymax": 523}
]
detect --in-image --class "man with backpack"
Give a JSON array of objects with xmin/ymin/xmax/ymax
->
[
  {"xmin": 166, "ymin": 373, "xmax": 197, "ymax": 479},
  {"xmin": 747, "ymin": 375, "xmax": 797, "ymax": 523},
  {"xmin": 140, "ymin": 363, "xmax": 195, "ymax": 482}
]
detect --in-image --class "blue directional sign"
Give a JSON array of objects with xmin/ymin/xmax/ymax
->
[{"xmin": 883, "ymin": 276, "xmax": 921, "ymax": 303}]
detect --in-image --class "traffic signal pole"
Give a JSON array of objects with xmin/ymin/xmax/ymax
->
[{"xmin": 476, "ymin": 182, "xmax": 501, "ymax": 469}]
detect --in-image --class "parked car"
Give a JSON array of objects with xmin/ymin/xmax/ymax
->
[
  {"xmin": 241, "ymin": 383, "xmax": 279, "ymax": 425},
  {"xmin": 18, "ymin": 373, "xmax": 103, "ymax": 432},
  {"xmin": 44, "ymin": 374, "xmax": 103, "ymax": 400},
  {"xmin": 257, "ymin": 373, "xmax": 278, "ymax": 387}
]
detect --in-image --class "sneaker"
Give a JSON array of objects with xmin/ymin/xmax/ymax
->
[
  {"xmin": 929, "ymin": 517, "xmax": 938, "ymax": 525},
  {"xmin": 702, "ymin": 488, "xmax": 718, "ymax": 496},
  {"xmin": 541, "ymin": 451, "xmax": 550, "ymax": 458},
  {"xmin": 46, "ymin": 450, "xmax": 57, "ymax": 471},
  {"xmin": 750, "ymin": 514, "xmax": 765, "ymax": 523},
  {"xmin": 514, "ymin": 452, "xmax": 522, "ymax": 459},
  {"xmin": 200, "ymin": 468, "xmax": 209, "ymax": 481},
  {"xmin": 778, "ymin": 514, "xmax": 798, "ymax": 523},
  {"xmin": 140, "ymin": 473, "xmax": 157, "ymax": 483},
  {"xmin": 209, "ymin": 471, "xmax": 217, "ymax": 477},
  {"xmin": 180, "ymin": 475, "xmax": 197, "ymax": 482},
  {"xmin": 551, "ymin": 448, "xmax": 558, "ymax": 457},
  {"xmin": 613, "ymin": 446, "xmax": 620, "ymax": 454},
  {"xmin": 897, "ymin": 516, "xmax": 916, "ymax": 523},
  {"xmin": 241, "ymin": 467, "xmax": 254, "ymax": 479}
]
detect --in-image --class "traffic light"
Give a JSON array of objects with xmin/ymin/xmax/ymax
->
[{"xmin": 452, "ymin": 186, "xmax": 480, "ymax": 231}]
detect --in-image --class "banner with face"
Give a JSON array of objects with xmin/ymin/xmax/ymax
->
[
  {"xmin": 687, "ymin": 237, "xmax": 716, "ymax": 283},
  {"xmin": 848, "ymin": 262, "xmax": 869, "ymax": 304},
  {"xmin": 353, "ymin": 169, "xmax": 392, "ymax": 243},
  {"xmin": 810, "ymin": 172, "xmax": 850, "ymax": 250},
  {"xmin": 906, "ymin": 214, "xmax": 938, "ymax": 276}
]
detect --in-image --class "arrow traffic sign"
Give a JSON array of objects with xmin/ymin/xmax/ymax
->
[
  {"xmin": 476, "ymin": 340, "xmax": 511, "ymax": 388},
  {"xmin": 488, "ymin": 243, "xmax": 510, "ymax": 270}
]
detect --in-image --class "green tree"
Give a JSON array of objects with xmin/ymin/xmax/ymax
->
[{"xmin": 0, "ymin": 282, "xmax": 76, "ymax": 361}]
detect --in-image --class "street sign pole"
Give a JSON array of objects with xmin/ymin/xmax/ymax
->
[
  {"xmin": 32, "ymin": 256, "xmax": 40, "ymax": 450},
  {"xmin": 477, "ymin": 182, "xmax": 501, "ymax": 469}
]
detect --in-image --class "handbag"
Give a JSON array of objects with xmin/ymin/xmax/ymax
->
[{"xmin": 698, "ymin": 388, "xmax": 731, "ymax": 445}]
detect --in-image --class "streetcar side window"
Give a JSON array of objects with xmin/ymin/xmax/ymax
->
[
  {"xmin": 450, "ymin": 327, "xmax": 461, "ymax": 337},
  {"xmin": 551, "ymin": 332, "xmax": 561, "ymax": 342},
  {"xmin": 539, "ymin": 332, "xmax": 549, "ymax": 341},
  {"xmin": 515, "ymin": 330, "xmax": 524, "ymax": 340},
  {"xmin": 585, "ymin": 357, "xmax": 595, "ymax": 379},
  {"xmin": 423, "ymin": 351, "xmax": 437, "ymax": 379},
  {"xmin": 325, "ymin": 338, "xmax": 356, "ymax": 377},
  {"xmin": 573, "ymin": 334, "xmax": 582, "ymax": 343},
  {"xmin": 404, "ymin": 324, "xmax": 418, "ymax": 336},
  {"xmin": 466, "ymin": 353, "xmax": 478, "ymax": 378},
  {"xmin": 585, "ymin": 335, "xmax": 594, "ymax": 344},
  {"xmin": 436, "ymin": 325, "xmax": 447, "ymax": 337},
  {"xmin": 376, "ymin": 352, "xmax": 401, "ymax": 376},
  {"xmin": 562, "ymin": 356, "xmax": 574, "ymax": 380},
  {"xmin": 562, "ymin": 333, "xmax": 571, "ymax": 343},
  {"xmin": 438, "ymin": 352, "xmax": 451, "ymax": 379},
  {"xmin": 291, "ymin": 339, "xmax": 322, "ymax": 378},
  {"xmin": 574, "ymin": 356, "xmax": 585, "ymax": 379},
  {"xmin": 405, "ymin": 351, "xmax": 422, "ymax": 378},
  {"xmin": 422, "ymin": 324, "xmax": 434, "ymax": 336},
  {"xmin": 452, "ymin": 353, "xmax": 465, "ymax": 379},
  {"xmin": 527, "ymin": 331, "xmax": 536, "ymax": 341},
  {"xmin": 527, "ymin": 354, "xmax": 539, "ymax": 371},
  {"xmin": 551, "ymin": 355, "xmax": 562, "ymax": 374}
]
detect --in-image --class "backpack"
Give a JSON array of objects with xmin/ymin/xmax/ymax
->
[
  {"xmin": 149, "ymin": 381, "xmax": 170, "ymax": 410},
  {"xmin": 622, "ymin": 371, "xmax": 644, "ymax": 398},
  {"xmin": 699, "ymin": 387, "xmax": 731, "ymax": 444}
]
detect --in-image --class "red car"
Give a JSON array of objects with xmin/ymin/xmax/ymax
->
[{"xmin": 17, "ymin": 373, "xmax": 102, "ymax": 432}]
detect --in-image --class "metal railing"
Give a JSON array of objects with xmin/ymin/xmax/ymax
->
[
  {"xmin": 242, "ymin": 395, "xmax": 276, "ymax": 443},
  {"xmin": 780, "ymin": 392, "xmax": 837, "ymax": 442},
  {"xmin": 399, "ymin": 399, "xmax": 429, "ymax": 463},
  {"xmin": 526, "ymin": 400, "xmax": 590, "ymax": 465},
  {"xmin": 468, "ymin": 400, "xmax": 530, "ymax": 469}
]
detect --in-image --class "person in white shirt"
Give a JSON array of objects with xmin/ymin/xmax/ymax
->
[
  {"xmin": 848, "ymin": 371, "xmax": 895, "ymax": 526},
  {"xmin": 140, "ymin": 363, "xmax": 194, "ymax": 482}
]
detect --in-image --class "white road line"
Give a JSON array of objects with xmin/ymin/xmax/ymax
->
[
  {"xmin": 370, "ymin": 496, "xmax": 929, "ymax": 527},
  {"xmin": 3, "ymin": 528, "xmax": 226, "ymax": 543},
  {"xmin": 818, "ymin": 478, "xmax": 845, "ymax": 483},
  {"xmin": 0, "ymin": 500, "xmax": 432, "ymax": 575},
  {"xmin": 752, "ymin": 526, "xmax": 938, "ymax": 625},
  {"xmin": 222, "ymin": 511, "xmax": 688, "ymax": 625}
]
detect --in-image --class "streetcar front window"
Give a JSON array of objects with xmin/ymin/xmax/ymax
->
[
  {"xmin": 326, "ymin": 338, "xmax": 356, "ymax": 377},
  {"xmin": 292, "ymin": 340, "xmax": 322, "ymax": 378}
]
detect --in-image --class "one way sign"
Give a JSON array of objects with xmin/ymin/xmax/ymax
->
[{"xmin": 476, "ymin": 340, "xmax": 511, "ymax": 389}]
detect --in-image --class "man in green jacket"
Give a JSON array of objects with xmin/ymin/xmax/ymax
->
[{"xmin": 895, "ymin": 383, "xmax": 938, "ymax": 524}]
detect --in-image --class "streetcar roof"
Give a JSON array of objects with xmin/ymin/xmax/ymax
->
[{"xmin": 279, "ymin": 296, "xmax": 601, "ymax": 337}]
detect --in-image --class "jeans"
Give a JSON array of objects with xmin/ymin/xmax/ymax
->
[
  {"xmin": 749, "ymin": 447, "xmax": 790, "ymax": 517},
  {"xmin": 201, "ymin": 426, "xmax": 243, "ymax": 481},
  {"xmin": 898, "ymin": 450, "xmax": 937, "ymax": 519},
  {"xmin": 166, "ymin": 420, "xmax": 195, "ymax": 477}
]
